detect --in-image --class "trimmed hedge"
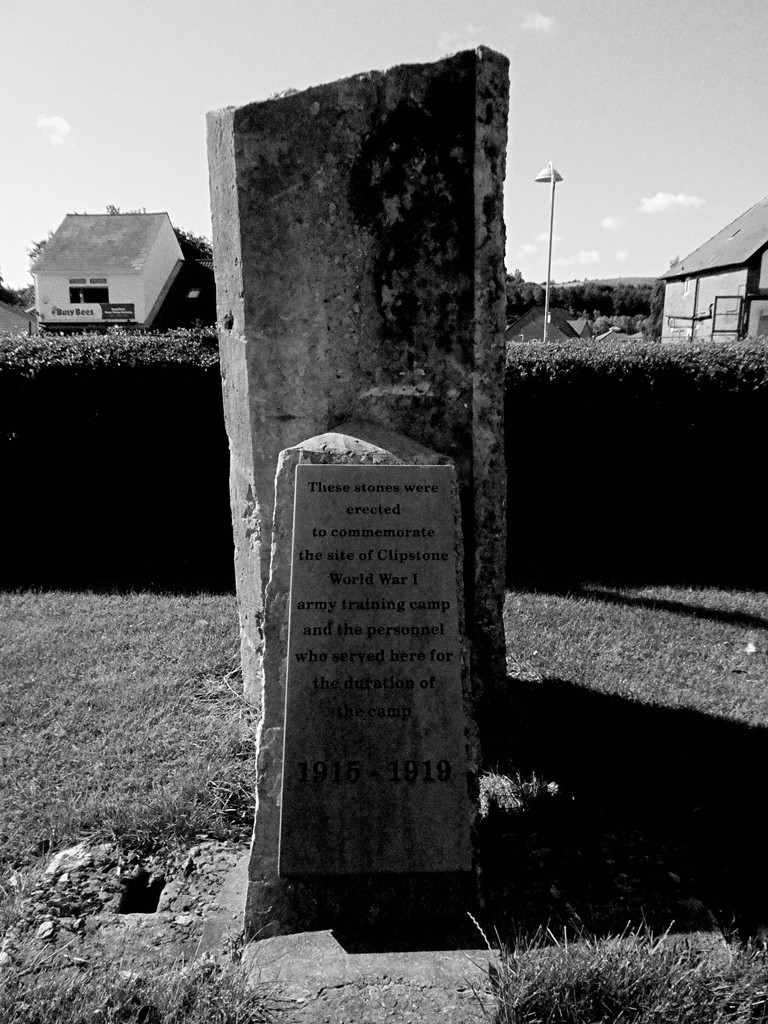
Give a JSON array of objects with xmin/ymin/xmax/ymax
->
[
  {"xmin": 0, "ymin": 328, "xmax": 220, "ymax": 373},
  {"xmin": 506, "ymin": 340, "xmax": 768, "ymax": 587},
  {"xmin": 0, "ymin": 331, "xmax": 233, "ymax": 591},
  {"xmin": 2, "ymin": 333, "xmax": 767, "ymax": 590}
]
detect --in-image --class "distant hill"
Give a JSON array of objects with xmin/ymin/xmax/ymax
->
[{"xmin": 553, "ymin": 277, "xmax": 658, "ymax": 288}]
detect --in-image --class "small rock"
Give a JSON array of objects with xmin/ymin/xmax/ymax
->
[
  {"xmin": 45, "ymin": 842, "xmax": 93, "ymax": 877},
  {"xmin": 174, "ymin": 915, "xmax": 194, "ymax": 927},
  {"xmin": 36, "ymin": 921, "xmax": 56, "ymax": 942}
]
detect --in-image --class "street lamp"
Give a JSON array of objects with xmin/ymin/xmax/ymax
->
[{"xmin": 535, "ymin": 162, "xmax": 563, "ymax": 343}]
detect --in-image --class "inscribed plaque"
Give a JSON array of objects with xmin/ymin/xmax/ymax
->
[{"xmin": 279, "ymin": 464, "xmax": 470, "ymax": 875}]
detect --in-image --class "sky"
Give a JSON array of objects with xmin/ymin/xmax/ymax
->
[{"xmin": 2, "ymin": 0, "xmax": 768, "ymax": 290}]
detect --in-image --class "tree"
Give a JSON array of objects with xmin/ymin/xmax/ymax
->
[
  {"xmin": 174, "ymin": 228, "xmax": 213, "ymax": 263},
  {"xmin": 506, "ymin": 271, "xmax": 545, "ymax": 321},
  {"xmin": 644, "ymin": 278, "xmax": 665, "ymax": 342},
  {"xmin": 593, "ymin": 315, "xmax": 613, "ymax": 336},
  {"xmin": 106, "ymin": 203, "xmax": 146, "ymax": 215},
  {"xmin": 27, "ymin": 231, "xmax": 54, "ymax": 270}
]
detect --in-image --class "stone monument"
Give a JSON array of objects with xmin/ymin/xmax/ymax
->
[{"xmin": 207, "ymin": 48, "xmax": 508, "ymax": 941}]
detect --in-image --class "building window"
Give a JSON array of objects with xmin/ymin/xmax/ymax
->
[
  {"xmin": 683, "ymin": 277, "xmax": 692, "ymax": 296},
  {"xmin": 712, "ymin": 296, "xmax": 742, "ymax": 335},
  {"xmin": 69, "ymin": 277, "xmax": 109, "ymax": 303}
]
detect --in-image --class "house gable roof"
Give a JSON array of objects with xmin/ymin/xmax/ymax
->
[
  {"xmin": 0, "ymin": 299, "xmax": 36, "ymax": 332},
  {"xmin": 661, "ymin": 196, "xmax": 768, "ymax": 280},
  {"xmin": 31, "ymin": 213, "xmax": 179, "ymax": 274},
  {"xmin": 506, "ymin": 305, "xmax": 579, "ymax": 338},
  {"xmin": 568, "ymin": 317, "xmax": 590, "ymax": 336}
]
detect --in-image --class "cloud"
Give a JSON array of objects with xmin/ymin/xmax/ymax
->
[
  {"xmin": 638, "ymin": 192, "xmax": 705, "ymax": 213},
  {"xmin": 555, "ymin": 250, "xmax": 600, "ymax": 268},
  {"xmin": 601, "ymin": 214, "xmax": 628, "ymax": 230},
  {"xmin": 523, "ymin": 12, "xmax": 555, "ymax": 33},
  {"xmin": 438, "ymin": 22, "xmax": 484, "ymax": 52},
  {"xmin": 514, "ymin": 242, "xmax": 539, "ymax": 258},
  {"xmin": 35, "ymin": 114, "xmax": 71, "ymax": 147},
  {"xmin": 535, "ymin": 231, "xmax": 563, "ymax": 242},
  {"xmin": 616, "ymin": 250, "xmax": 629, "ymax": 261}
]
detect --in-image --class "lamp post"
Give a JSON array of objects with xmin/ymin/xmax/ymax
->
[{"xmin": 535, "ymin": 162, "xmax": 563, "ymax": 344}]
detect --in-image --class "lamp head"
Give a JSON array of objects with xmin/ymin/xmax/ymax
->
[{"xmin": 535, "ymin": 163, "xmax": 563, "ymax": 184}]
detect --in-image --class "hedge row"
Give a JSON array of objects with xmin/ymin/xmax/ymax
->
[
  {"xmin": 505, "ymin": 340, "xmax": 768, "ymax": 587},
  {"xmin": 505, "ymin": 338, "xmax": 768, "ymax": 392},
  {"xmin": 2, "ymin": 333, "xmax": 767, "ymax": 590},
  {"xmin": 0, "ymin": 331, "xmax": 232, "ymax": 592},
  {"xmin": 0, "ymin": 327, "xmax": 219, "ymax": 374}
]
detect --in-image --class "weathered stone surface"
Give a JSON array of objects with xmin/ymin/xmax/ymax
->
[
  {"xmin": 207, "ymin": 48, "xmax": 509, "ymax": 707},
  {"xmin": 242, "ymin": 930, "xmax": 497, "ymax": 1021}
]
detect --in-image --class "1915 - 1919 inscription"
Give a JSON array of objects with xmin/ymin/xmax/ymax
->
[{"xmin": 278, "ymin": 463, "xmax": 471, "ymax": 876}]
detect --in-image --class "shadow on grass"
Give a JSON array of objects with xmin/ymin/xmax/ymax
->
[
  {"xmin": 554, "ymin": 584, "xmax": 768, "ymax": 633},
  {"xmin": 479, "ymin": 675, "xmax": 768, "ymax": 942}
]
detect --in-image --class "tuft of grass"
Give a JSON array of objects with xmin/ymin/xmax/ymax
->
[
  {"xmin": 0, "ymin": 954, "xmax": 279, "ymax": 1023},
  {"xmin": 492, "ymin": 925, "xmax": 768, "ymax": 1024},
  {"xmin": 0, "ymin": 590, "xmax": 252, "ymax": 871},
  {"xmin": 479, "ymin": 771, "xmax": 559, "ymax": 817}
]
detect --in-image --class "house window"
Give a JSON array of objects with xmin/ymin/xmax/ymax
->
[
  {"xmin": 712, "ymin": 296, "xmax": 742, "ymax": 336},
  {"xmin": 683, "ymin": 277, "xmax": 692, "ymax": 296},
  {"xmin": 69, "ymin": 278, "xmax": 109, "ymax": 303}
]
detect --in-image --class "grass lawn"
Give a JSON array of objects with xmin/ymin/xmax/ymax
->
[
  {"xmin": 480, "ymin": 584, "xmax": 768, "ymax": 942},
  {"xmin": 504, "ymin": 585, "xmax": 768, "ymax": 726},
  {"xmin": 2, "ymin": 584, "xmax": 768, "ymax": 1022},
  {"xmin": 0, "ymin": 590, "xmax": 270, "ymax": 1022},
  {"xmin": 0, "ymin": 590, "xmax": 252, "ymax": 873}
]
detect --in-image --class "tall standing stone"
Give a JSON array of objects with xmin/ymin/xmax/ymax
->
[{"xmin": 207, "ymin": 48, "xmax": 509, "ymax": 939}]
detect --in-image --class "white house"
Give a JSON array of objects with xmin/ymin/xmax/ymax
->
[{"xmin": 32, "ymin": 213, "xmax": 184, "ymax": 331}]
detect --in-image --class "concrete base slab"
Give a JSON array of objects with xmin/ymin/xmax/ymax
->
[
  {"xmin": 242, "ymin": 930, "xmax": 497, "ymax": 1023},
  {"xmin": 197, "ymin": 850, "xmax": 249, "ymax": 956}
]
